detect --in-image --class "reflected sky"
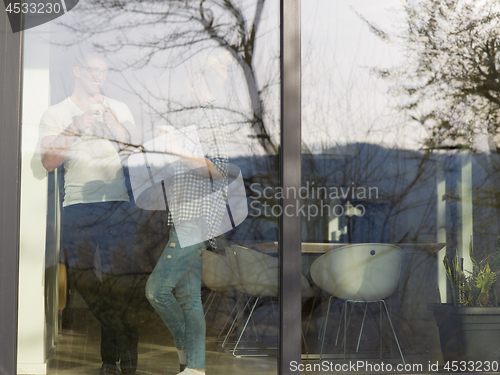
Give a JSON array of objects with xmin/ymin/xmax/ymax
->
[{"xmin": 301, "ymin": 0, "xmax": 427, "ymax": 151}]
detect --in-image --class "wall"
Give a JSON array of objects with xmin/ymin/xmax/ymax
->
[{"xmin": 17, "ymin": 24, "xmax": 56, "ymax": 375}]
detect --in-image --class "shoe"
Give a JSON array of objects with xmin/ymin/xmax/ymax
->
[
  {"xmin": 120, "ymin": 327, "xmax": 139, "ymax": 375},
  {"xmin": 180, "ymin": 364, "xmax": 186, "ymax": 372},
  {"xmin": 100, "ymin": 363, "xmax": 120, "ymax": 375},
  {"xmin": 177, "ymin": 368, "xmax": 204, "ymax": 375}
]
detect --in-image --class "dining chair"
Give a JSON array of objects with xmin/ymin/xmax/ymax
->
[
  {"xmin": 310, "ymin": 243, "xmax": 405, "ymax": 364},
  {"xmin": 202, "ymin": 249, "xmax": 252, "ymax": 345},
  {"xmin": 202, "ymin": 250, "xmax": 233, "ymax": 317},
  {"xmin": 224, "ymin": 245, "xmax": 314, "ymax": 357}
]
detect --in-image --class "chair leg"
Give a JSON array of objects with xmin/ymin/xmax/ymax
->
[
  {"xmin": 339, "ymin": 301, "xmax": 355, "ymax": 348},
  {"xmin": 221, "ymin": 294, "xmax": 261, "ymax": 349},
  {"xmin": 319, "ymin": 295, "xmax": 333, "ymax": 362},
  {"xmin": 318, "ymin": 293, "xmax": 331, "ymax": 341},
  {"xmin": 249, "ymin": 303, "xmax": 260, "ymax": 342},
  {"xmin": 301, "ymin": 328, "xmax": 309, "ymax": 354},
  {"xmin": 271, "ymin": 297, "xmax": 277, "ymax": 316},
  {"xmin": 205, "ymin": 291, "xmax": 223, "ymax": 342},
  {"xmin": 217, "ymin": 292, "xmax": 243, "ymax": 343},
  {"xmin": 232, "ymin": 297, "xmax": 260, "ymax": 357},
  {"xmin": 204, "ymin": 290, "xmax": 216, "ymax": 317},
  {"xmin": 343, "ymin": 300, "xmax": 349, "ymax": 362},
  {"xmin": 379, "ymin": 301, "xmax": 383, "ymax": 360},
  {"xmin": 334, "ymin": 301, "xmax": 345, "ymax": 346},
  {"xmin": 304, "ymin": 295, "xmax": 317, "ymax": 336},
  {"xmin": 356, "ymin": 303, "xmax": 369, "ymax": 352},
  {"xmin": 222, "ymin": 295, "xmax": 251, "ymax": 350},
  {"xmin": 381, "ymin": 300, "xmax": 405, "ymax": 365}
]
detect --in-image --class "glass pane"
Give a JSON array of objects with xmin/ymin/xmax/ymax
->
[
  {"xmin": 17, "ymin": 2, "xmax": 280, "ymax": 374},
  {"xmin": 300, "ymin": 0, "xmax": 499, "ymax": 372}
]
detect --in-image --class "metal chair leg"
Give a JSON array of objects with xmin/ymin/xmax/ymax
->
[
  {"xmin": 204, "ymin": 290, "xmax": 216, "ymax": 317},
  {"xmin": 301, "ymin": 328, "xmax": 309, "ymax": 354},
  {"xmin": 222, "ymin": 295, "xmax": 251, "ymax": 350},
  {"xmin": 334, "ymin": 301, "xmax": 345, "ymax": 346},
  {"xmin": 232, "ymin": 297, "xmax": 260, "ymax": 357},
  {"xmin": 216, "ymin": 292, "xmax": 243, "ymax": 343},
  {"xmin": 221, "ymin": 294, "xmax": 261, "ymax": 349},
  {"xmin": 249, "ymin": 303, "xmax": 259, "ymax": 342},
  {"xmin": 304, "ymin": 295, "xmax": 317, "ymax": 336},
  {"xmin": 381, "ymin": 300, "xmax": 405, "ymax": 366},
  {"xmin": 379, "ymin": 301, "xmax": 383, "ymax": 360},
  {"xmin": 319, "ymin": 295, "xmax": 333, "ymax": 361},
  {"xmin": 343, "ymin": 300, "xmax": 348, "ymax": 362},
  {"xmin": 339, "ymin": 301, "xmax": 355, "ymax": 348},
  {"xmin": 322, "ymin": 298, "xmax": 405, "ymax": 365},
  {"xmin": 356, "ymin": 303, "xmax": 369, "ymax": 352}
]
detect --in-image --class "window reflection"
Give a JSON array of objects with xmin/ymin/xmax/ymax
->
[
  {"xmin": 301, "ymin": 0, "xmax": 500, "ymax": 371},
  {"xmin": 19, "ymin": 1, "xmax": 281, "ymax": 374}
]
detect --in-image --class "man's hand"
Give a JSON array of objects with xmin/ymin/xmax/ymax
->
[
  {"xmin": 102, "ymin": 106, "xmax": 130, "ymax": 146},
  {"xmin": 103, "ymin": 107, "xmax": 119, "ymax": 126},
  {"xmin": 73, "ymin": 110, "xmax": 98, "ymax": 134}
]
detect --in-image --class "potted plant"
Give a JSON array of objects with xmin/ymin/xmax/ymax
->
[{"xmin": 428, "ymin": 242, "xmax": 500, "ymax": 362}]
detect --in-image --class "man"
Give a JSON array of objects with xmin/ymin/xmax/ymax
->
[{"xmin": 40, "ymin": 53, "xmax": 139, "ymax": 375}]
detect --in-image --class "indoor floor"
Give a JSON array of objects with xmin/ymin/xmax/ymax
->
[{"xmin": 46, "ymin": 290, "xmax": 447, "ymax": 375}]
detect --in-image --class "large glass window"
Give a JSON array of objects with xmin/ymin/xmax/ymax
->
[
  {"xmin": 300, "ymin": 0, "xmax": 500, "ymax": 373},
  {"xmin": 17, "ymin": 2, "xmax": 281, "ymax": 374},
  {"xmin": 15, "ymin": 1, "xmax": 500, "ymax": 373}
]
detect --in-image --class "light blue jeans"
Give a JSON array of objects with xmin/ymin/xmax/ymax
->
[{"xmin": 146, "ymin": 219, "xmax": 207, "ymax": 370}]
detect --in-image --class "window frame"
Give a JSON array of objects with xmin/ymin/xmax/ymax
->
[
  {"xmin": 279, "ymin": 0, "xmax": 302, "ymax": 374},
  {"xmin": 0, "ymin": 4, "xmax": 23, "ymax": 375}
]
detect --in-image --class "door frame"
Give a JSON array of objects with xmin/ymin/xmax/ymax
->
[
  {"xmin": 0, "ymin": 4, "xmax": 23, "ymax": 375},
  {"xmin": 280, "ymin": 1, "xmax": 302, "ymax": 374}
]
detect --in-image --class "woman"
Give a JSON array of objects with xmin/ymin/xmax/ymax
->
[{"xmin": 145, "ymin": 86, "xmax": 228, "ymax": 375}]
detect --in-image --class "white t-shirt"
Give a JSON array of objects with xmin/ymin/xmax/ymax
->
[{"xmin": 39, "ymin": 97, "xmax": 135, "ymax": 207}]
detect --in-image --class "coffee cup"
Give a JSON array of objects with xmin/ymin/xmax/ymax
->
[{"xmin": 87, "ymin": 103, "xmax": 104, "ymax": 122}]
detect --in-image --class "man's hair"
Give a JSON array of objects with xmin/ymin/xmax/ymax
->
[{"xmin": 70, "ymin": 49, "xmax": 108, "ymax": 68}]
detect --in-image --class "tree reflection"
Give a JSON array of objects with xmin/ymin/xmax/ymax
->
[
  {"xmin": 57, "ymin": 0, "xmax": 279, "ymax": 155},
  {"xmin": 362, "ymin": 0, "xmax": 500, "ymax": 254}
]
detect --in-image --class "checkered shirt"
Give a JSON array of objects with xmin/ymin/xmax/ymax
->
[{"xmin": 166, "ymin": 100, "xmax": 229, "ymax": 247}]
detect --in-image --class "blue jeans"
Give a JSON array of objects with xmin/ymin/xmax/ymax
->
[{"xmin": 145, "ymin": 220, "xmax": 207, "ymax": 370}]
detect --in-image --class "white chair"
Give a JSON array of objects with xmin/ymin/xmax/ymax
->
[
  {"xmin": 202, "ymin": 250, "xmax": 233, "ymax": 317},
  {"xmin": 202, "ymin": 250, "xmax": 249, "ymax": 345},
  {"xmin": 225, "ymin": 245, "xmax": 314, "ymax": 356},
  {"xmin": 310, "ymin": 243, "xmax": 405, "ymax": 364}
]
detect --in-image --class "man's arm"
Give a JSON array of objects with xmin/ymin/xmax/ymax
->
[
  {"xmin": 102, "ymin": 107, "xmax": 131, "ymax": 148},
  {"xmin": 40, "ymin": 110, "xmax": 97, "ymax": 172}
]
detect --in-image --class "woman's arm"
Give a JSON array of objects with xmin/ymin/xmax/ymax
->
[{"xmin": 167, "ymin": 142, "xmax": 224, "ymax": 179}]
